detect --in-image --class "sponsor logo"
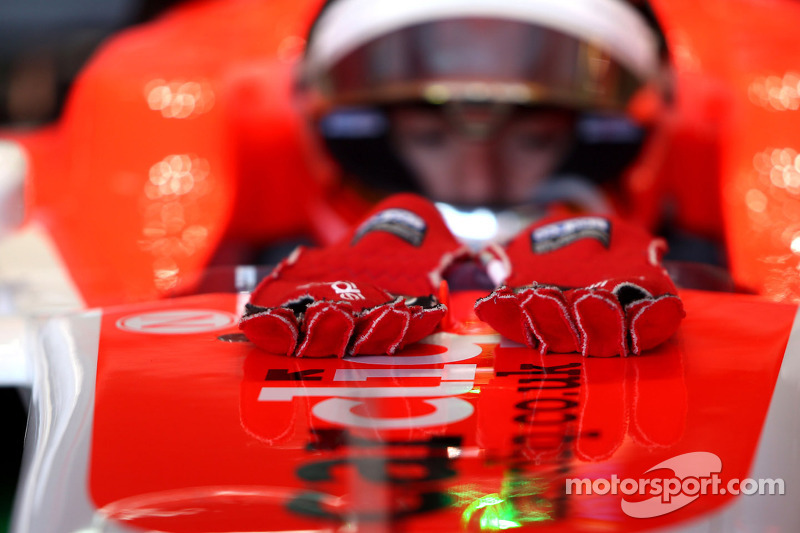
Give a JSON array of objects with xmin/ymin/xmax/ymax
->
[
  {"xmin": 352, "ymin": 208, "xmax": 427, "ymax": 247},
  {"xmin": 566, "ymin": 451, "xmax": 785, "ymax": 518},
  {"xmin": 531, "ymin": 217, "xmax": 610, "ymax": 253},
  {"xmin": 250, "ymin": 340, "xmax": 577, "ymax": 524},
  {"xmin": 116, "ymin": 310, "xmax": 237, "ymax": 334},
  {"xmin": 252, "ymin": 334, "xmax": 484, "ymax": 520},
  {"xmin": 330, "ymin": 281, "xmax": 366, "ymax": 301}
]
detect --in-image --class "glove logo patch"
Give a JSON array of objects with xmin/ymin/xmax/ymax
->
[
  {"xmin": 531, "ymin": 217, "xmax": 611, "ymax": 253},
  {"xmin": 352, "ymin": 209, "xmax": 427, "ymax": 247},
  {"xmin": 330, "ymin": 281, "xmax": 366, "ymax": 301}
]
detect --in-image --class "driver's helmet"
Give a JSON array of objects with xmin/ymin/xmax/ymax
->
[{"xmin": 298, "ymin": 0, "xmax": 667, "ymax": 246}]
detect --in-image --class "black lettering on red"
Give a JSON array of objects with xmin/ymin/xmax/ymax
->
[
  {"xmin": 518, "ymin": 376, "xmax": 581, "ymax": 391},
  {"xmin": 265, "ymin": 368, "xmax": 325, "ymax": 381}
]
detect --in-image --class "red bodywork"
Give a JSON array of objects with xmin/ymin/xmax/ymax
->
[{"xmin": 89, "ymin": 289, "xmax": 796, "ymax": 531}]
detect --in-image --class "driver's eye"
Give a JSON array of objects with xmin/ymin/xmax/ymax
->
[
  {"xmin": 406, "ymin": 128, "xmax": 448, "ymax": 149},
  {"xmin": 514, "ymin": 132, "xmax": 559, "ymax": 151}
]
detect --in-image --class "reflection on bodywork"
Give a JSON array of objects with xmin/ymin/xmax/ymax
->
[
  {"xmin": 748, "ymin": 72, "xmax": 800, "ymax": 111},
  {"xmin": 145, "ymin": 79, "xmax": 215, "ymax": 119},
  {"xmin": 454, "ymin": 476, "xmax": 553, "ymax": 530},
  {"xmin": 140, "ymin": 154, "xmax": 213, "ymax": 291}
]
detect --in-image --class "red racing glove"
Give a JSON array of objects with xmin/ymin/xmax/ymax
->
[
  {"xmin": 475, "ymin": 215, "xmax": 685, "ymax": 357},
  {"xmin": 240, "ymin": 194, "xmax": 469, "ymax": 357}
]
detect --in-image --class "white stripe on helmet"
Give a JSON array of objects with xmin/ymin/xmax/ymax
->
[{"xmin": 306, "ymin": 0, "xmax": 659, "ymax": 83}]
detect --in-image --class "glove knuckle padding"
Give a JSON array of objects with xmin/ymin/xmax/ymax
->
[
  {"xmin": 570, "ymin": 289, "xmax": 627, "ymax": 358},
  {"xmin": 296, "ymin": 301, "xmax": 355, "ymax": 358},
  {"xmin": 239, "ymin": 306, "xmax": 299, "ymax": 355},
  {"xmin": 240, "ymin": 194, "xmax": 466, "ymax": 357},
  {"xmin": 520, "ymin": 287, "xmax": 579, "ymax": 354},
  {"xmin": 351, "ymin": 301, "xmax": 410, "ymax": 356},
  {"xmin": 476, "ymin": 215, "xmax": 685, "ymax": 357},
  {"xmin": 473, "ymin": 288, "xmax": 527, "ymax": 348}
]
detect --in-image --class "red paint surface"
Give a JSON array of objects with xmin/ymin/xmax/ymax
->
[{"xmin": 90, "ymin": 289, "xmax": 796, "ymax": 531}]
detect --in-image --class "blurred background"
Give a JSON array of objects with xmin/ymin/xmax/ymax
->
[{"xmin": 0, "ymin": 0, "xmax": 182, "ymax": 127}]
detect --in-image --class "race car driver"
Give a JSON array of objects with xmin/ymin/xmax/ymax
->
[
  {"xmin": 297, "ymin": 0, "xmax": 670, "ymax": 248},
  {"xmin": 238, "ymin": 0, "xmax": 686, "ymax": 359}
]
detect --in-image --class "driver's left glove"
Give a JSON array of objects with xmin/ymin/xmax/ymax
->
[{"xmin": 475, "ymin": 215, "xmax": 685, "ymax": 357}]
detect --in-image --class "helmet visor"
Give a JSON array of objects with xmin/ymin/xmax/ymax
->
[{"xmin": 306, "ymin": 17, "xmax": 647, "ymax": 112}]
